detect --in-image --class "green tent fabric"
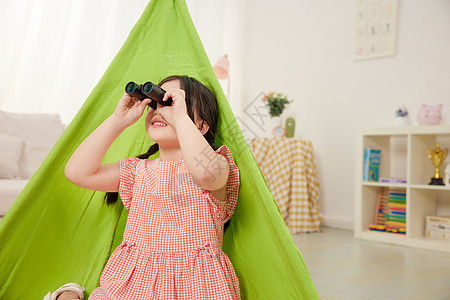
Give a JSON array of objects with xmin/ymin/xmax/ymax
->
[{"xmin": 0, "ymin": 0, "xmax": 318, "ymax": 299}]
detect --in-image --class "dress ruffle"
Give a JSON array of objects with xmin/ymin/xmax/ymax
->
[{"xmin": 92, "ymin": 242, "xmax": 239, "ymax": 299}]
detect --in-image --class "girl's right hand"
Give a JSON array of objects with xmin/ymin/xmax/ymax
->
[{"xmin": 113, "ymin": 93, "xmax": 152, "ymax": 127}]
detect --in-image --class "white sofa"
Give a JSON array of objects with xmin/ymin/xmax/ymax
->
[{"xmin": 0, "ymin": 111, "xmax": 65, "ymax": 219}]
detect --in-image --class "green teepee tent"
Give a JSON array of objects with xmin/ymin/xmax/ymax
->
[{"xmin": 0, "ymin": 0, "xmax": 318, "ymax": 299}]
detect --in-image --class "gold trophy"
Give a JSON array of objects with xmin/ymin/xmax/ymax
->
[{"xmin": 427, "ymin": 142, "xmax": 448, "ymax": 185}]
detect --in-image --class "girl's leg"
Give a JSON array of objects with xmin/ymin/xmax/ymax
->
[
  {"xmin": 56, "ymin": 291, "xmax": 81, "ymax": 300},
  {"xmin": 43, "ymin": 283, "xmax": 85, "ymax": 300}
]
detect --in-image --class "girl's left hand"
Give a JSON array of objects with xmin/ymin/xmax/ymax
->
[{"xmin": 157, "ymin": 88, "xmax": 188, "ymax": 127}]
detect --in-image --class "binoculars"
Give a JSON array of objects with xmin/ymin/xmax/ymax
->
[{"xmin": 125, "ymin": 81, "xmax": 173, "ymax": 110}]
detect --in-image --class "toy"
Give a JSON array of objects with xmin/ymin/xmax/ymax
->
[
  {"xmin": 285, "ymin": 117, "xmax": 295, "ymax": 137},
  {"xmin": 125, "ymin": 81, "xmax": 173, "ymax": 110},
  {"xmin": 417, "ymin": 104, "xmax": 443, "ymax": 125}
]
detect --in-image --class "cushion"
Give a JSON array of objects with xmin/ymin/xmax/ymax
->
[
  {"xmin": 0, "ymin": 111, "xmax": 64, "ymax": 146},
  {"xmin": 0, "ymin": 133, "xmax": 24, "ymax": 179},
  {"xmin": 19, "ymin": 141, "xmax": 53, "ymax": 179},
  {"xmin": 0, "ymin": 111, "xmax": 64, "ymax": 179},
  {"xmin": 0, "ymin": 179, "xmax": 28, "ymax": 215}
]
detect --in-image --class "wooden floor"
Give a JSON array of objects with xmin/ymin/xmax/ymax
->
[{"xmin": 292, "ymin": 227, "xmax": 450, "ymax": 300}]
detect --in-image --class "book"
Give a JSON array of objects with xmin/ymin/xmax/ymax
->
[
  {"xmin": 426, "ymin": 215, "xmax": 450, "ymax": 225},
  {"xmin": 380, "ymin": 177, "xmax": 407, "ymax": 184},
  {"xmin": 380, "ymin": 177, "xmax": 406, "ymax": 183},
  {"xmin": 363, "ymin": 148, "xmax": 381, "ymax": 182},
  {"xmin": 425, "ymin": 216, "xmax": 450, "ymax": 235},
  {"xmin": 426, "ymin": 222, "xmax": 450, "ymax": 233},
  {"xmin": 425, "ymin": 229, "xmax": 450, "ymax": 240},
  {"xmin": 386, "ymin": 227, "xmax": 406, "ymax": 234},
  {"xmin": 385, "ymin": 188, "xmax": 406, "ymax": 234},
  {"xmin": 369, "ymin": 224, "xmax": 386, "ymax": 232},
  {"xmin": 370, "ymin": 187, "xmax": 407, "ymax": 234}
]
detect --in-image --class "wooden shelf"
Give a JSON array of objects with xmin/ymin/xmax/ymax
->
[
  {"xmin": 410, "ymin": 184, "xmax": 450, "ymax": 191},
  {"xmin": 362, "ymin": 182, "xmax": 407, "ymax": 188},
  {"xmin": 354, "ymin": 126, "xmax": 450, "ymax": 253}
]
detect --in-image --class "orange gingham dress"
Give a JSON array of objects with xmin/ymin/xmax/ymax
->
[{"xmin": 89, "ymin": 145, "xmax": 240, "ymax": 300}]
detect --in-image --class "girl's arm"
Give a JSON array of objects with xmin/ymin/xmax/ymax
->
[
  {"xmin": 65, "ymin": 94, "xmax": 151, "ymax": 192},
  {"xmin": 175, "ymin": 115, "xmax": 229, "ymax": 194},
  {"xmin": 159, "ymin": 89, "xmax": 229, "ymax": 196}
]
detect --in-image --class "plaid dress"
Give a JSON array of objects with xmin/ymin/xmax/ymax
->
[{"xmin": 89, "ymin": 146, "xmax": 240, "ymax": 300}]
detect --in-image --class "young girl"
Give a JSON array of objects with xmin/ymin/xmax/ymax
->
[{"xmin": 57, "ymin": 76, "xmax": 240, "ymax": 299}]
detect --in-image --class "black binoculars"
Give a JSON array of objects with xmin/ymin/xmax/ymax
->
[{"xmin": 125, "ymin": 81, "xmax": 173, "ymax": 110}]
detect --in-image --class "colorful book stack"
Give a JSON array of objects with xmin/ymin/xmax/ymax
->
[
  {"xmin": 385, "ymin": 189, "xmax": 406, "ymax": 234},
  {"xmin": 369, "ymin": 188, "xmax": 406, "ymax": 234},
  {"xmin": 425, "ymin": 216, "xmax": 450, "ymax": 241},
  {"xmin": 363, "ymin": 148, "xmax": 381, "ymax": 182}
]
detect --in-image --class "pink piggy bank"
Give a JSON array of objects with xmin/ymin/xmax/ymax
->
[{"xmin": 418, "ymin": 104, "xmax": 443, "ymax": 125}]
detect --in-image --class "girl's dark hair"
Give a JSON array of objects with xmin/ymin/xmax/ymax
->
[{"xmin": 104, "ymin": 75, "xmax": 219, "ymax": 205}]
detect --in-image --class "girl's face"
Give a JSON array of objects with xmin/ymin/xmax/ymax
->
[{"xmin": 145, "ymin": 79, "xmax": 182, "ymax": 148}]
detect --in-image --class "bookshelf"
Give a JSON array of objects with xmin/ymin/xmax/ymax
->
[{"xmin": 354, "ymin": 126, "xmax": 450, "ymax": 252}]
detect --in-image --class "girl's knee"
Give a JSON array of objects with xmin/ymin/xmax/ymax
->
[{"xmin": 56, "ymin": 291, "xmax": 82, "ymax": 300}]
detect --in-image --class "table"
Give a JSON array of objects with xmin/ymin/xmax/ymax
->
[{"xmin": 248, "ymin": 137, "xmax": 321, "ymax": 233}]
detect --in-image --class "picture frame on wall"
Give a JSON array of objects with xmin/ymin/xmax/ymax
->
[{"xmin": 354, "ymin": 0, "xmax": 398, "ymax": 60}]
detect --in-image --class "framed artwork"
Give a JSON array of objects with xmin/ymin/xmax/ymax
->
[{"xmin": 354, "ymin": 0, "xmax": 398, "ymax": 60}]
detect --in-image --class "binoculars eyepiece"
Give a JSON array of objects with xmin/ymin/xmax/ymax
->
[{"xmin": 125, "ymin": 81, "xmax": 173, "ymax": 110}]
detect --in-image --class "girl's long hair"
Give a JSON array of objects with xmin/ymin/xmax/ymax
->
[{"xmin": 104, "ymin": 75, "xmax": 219, "ymax": 205}]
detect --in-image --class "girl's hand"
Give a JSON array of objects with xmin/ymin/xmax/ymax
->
[
  {"xmin": 157, "ymin": 88, "xmax": 188, "ymax": 127},
  {"xmin": 113, "ymin": 93, "xmax": 152, "ymax": 127}
]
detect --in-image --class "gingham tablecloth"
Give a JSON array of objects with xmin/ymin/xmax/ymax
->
[{"xmin": 248, "ymin": 137, "xmax": 321, "ymax": 233}]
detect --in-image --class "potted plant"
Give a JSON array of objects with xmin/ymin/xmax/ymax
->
[
  {"xmin": 263, "ymin": 92, "xmax": 293, "ymax": 118},
  {"xmin": 394, "ymin": 106, "xmax": 409, "ymax": 126},
  {"xmin": 262, "ymin": 92, "xmax": 293, "ymax": 137}
]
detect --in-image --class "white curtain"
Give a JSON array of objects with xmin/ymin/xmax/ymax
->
[{"xmin": 0, "ymin": 0, "xmax": 244, "ymax": 124}]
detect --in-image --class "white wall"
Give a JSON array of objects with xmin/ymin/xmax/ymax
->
[{"xmin": 240, "ymin": 0, "xmax": 450, "ymax": 229}]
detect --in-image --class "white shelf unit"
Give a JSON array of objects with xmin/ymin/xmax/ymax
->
[{"xmin": 354, "ymin": 126, "xmax": 450, "ymax": 253}]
